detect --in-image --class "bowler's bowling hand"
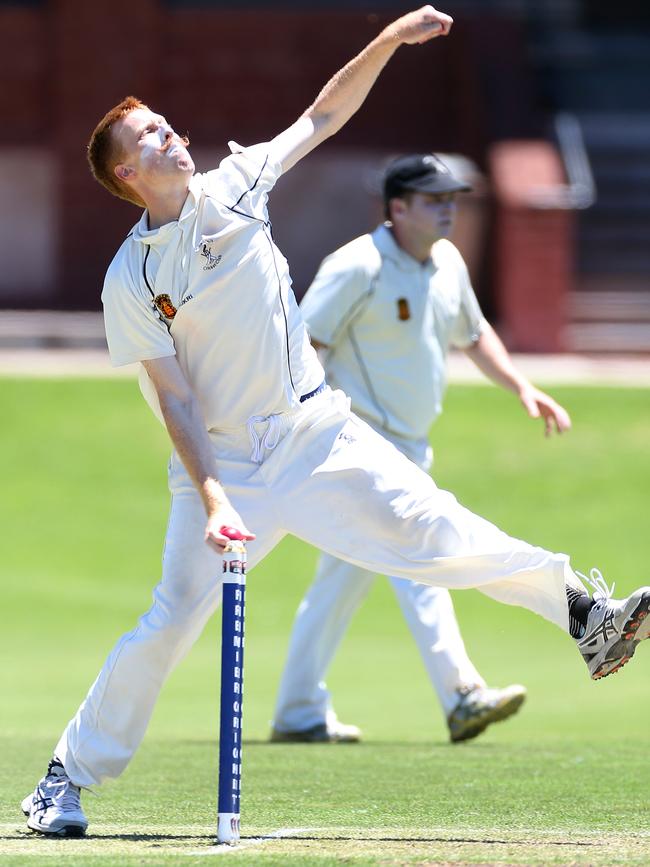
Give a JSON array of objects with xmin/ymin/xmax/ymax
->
[{"xmin": 205, "ymin": 504, "xmax": 255, "ymax": 553}]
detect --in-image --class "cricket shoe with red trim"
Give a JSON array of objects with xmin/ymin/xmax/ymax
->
[
  {"xmin": 21, "ymin": 758, "xmax": 88, "ymax": 837},
  {"xmin": 576, "ymin": 570, "xmax": 650, "ymax": 680}
]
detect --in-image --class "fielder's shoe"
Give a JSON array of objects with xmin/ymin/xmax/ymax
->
[
  {"xmin": 22, "ymin": 758, "xmax": 88, "ymax": 837},
  {"xmin": 270, "ymin": 719, "xmax": 362, "ymax": 743},
  {"xmin": 447, "ymin": 684, "xmax": 527, "ymax": 743},
  {"xmin": 576, "ymin": 569, "xmax": 650, "ymax": 680}
]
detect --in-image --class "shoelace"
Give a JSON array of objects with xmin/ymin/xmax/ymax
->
[
  {"xmin": 44, "ymin": 777, "xmax": 82, "ymax": 811},
  {"xmin": 247, "ymin": 414, "xmax": 282, "ymax": 464},
  {"xmin": 576, "ymin": 567, "xmax": 615, "ymax": 602}
]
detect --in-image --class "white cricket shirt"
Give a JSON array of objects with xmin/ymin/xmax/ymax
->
[
  {"xmin": 301, "ymin": 224, "xmax": 485, "ymax": 442},
  {"xmin": 101, "ymin": 143, "xmax": 324, "ymax": 430}
]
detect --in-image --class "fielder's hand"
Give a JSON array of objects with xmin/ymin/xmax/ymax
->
[
  {"xmin": 387, "ymin": 6, "xmax": 453, "ymax": 45},
  {"xmin": 519, "ymin": 385, "xmax": 572, "ymax": 437}
]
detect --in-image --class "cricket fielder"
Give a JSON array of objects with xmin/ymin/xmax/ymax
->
[{"xmin": 271, "ymin": 153, "xmax": 570, "ymax": 744}]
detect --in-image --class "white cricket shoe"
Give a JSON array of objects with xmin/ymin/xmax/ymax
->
[
  {"xmin": 576, "ymin": 570, "xmax": 650, "ymax": 680},
  {"xmin": 22, "ymin": 759, "xmax": 88, "ymax": 837},
  {"xmin": 447, "ymin": 684, "xmax": 527, "ymax": 743},
  {"xmin": 270, "ymin": 719, "xmax": 362, "ymax": 743}
]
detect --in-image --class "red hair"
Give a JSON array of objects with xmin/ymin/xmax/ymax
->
[{"xmin": 87, "ymin": 96, "xmax": 148, "ymax": 207}]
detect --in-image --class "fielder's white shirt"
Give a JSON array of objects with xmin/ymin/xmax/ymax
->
[
  {"xmin": 301, "ymin": 225, "xmax": 485, "ymax": 442},
  {"xmin": 102, "ymin": 142, "xmax": 324, "ymax": 430}
]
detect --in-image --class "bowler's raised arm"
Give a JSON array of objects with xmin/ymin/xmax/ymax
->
[{"xmin": 270, "ymin": 6, "xmax": 453, "ymax": 172}]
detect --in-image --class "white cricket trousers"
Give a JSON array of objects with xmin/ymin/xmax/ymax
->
[
  {"xmin": 57, "ymin": 389, "xmax": 578, "ymax": 787},
  {"xmin": 273, "ymin": 429, "xmax": 486, "ymax": 731}
]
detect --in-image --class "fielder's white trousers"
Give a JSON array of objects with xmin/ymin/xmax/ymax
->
[
  {"xmin": 57, "ymin": 389, "xmax": 578, "ymax": 787},
  {"xmin": 273, "ymin": 427, "xmax": 486, "ymax": 730},
  {"xmin": 273, "ymin": 557, "xmax": 486, "ymax": 729}
]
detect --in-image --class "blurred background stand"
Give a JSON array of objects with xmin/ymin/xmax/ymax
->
[{"xmin": 1, "ymin": 0, "xmax": 649, "ymax": 354}]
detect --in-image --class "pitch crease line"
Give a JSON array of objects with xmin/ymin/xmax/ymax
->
[{"xmin": 187, "ymin": 827, "xmax": 314, "ymax": 855}]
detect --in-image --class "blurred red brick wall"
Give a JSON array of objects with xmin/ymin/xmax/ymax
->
[{"xmin": 0, "ymin": 3, "xmax": 532, "ymax": 311}]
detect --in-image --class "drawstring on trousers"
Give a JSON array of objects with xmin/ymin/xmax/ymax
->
[
  {"xmin": 247, "ymin": 414, "xmax": 282, "ymax": 464},
  {"xmin": 245, "ymin": 382, "xmax": 326, "ymax": 464}
]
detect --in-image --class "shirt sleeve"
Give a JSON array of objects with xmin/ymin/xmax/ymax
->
[
  {"xmin": 448, "ymin": 247, "xmax": 486, "ymax": 349},
  {"xmin": 101, "ymin": 265, "xmax": 176, "ymax": 367},
  {"xmin": 204, "ymin": 142, "xmax": 284, "ymax": 221},
  {"xmin": 301, "ymin": 243, "xmax": 376, "ymax": 347}
]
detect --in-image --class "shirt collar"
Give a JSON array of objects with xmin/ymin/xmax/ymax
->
[
  {"xmin": 372, "ymin": 223, "xmax": 434, "ymax": 272},
  {"xmin": 131, "ymin": 174, "xmax": 201, "ymax": 245}
]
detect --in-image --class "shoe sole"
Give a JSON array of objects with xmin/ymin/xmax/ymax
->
[
  {"xmin": 591, "ymin": 591, "xmax": 650, "ymax": 680},
  {"xmin": 26, "ymin": 819, "xmax": 87, "ymax": 838},
  {"xmin": 450, "ymin": 691, "xmax": 526, "ymax": 743}
]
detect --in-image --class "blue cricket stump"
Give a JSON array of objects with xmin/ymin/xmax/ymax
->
[{"xmin": 217, "ymin": 529, "xmax": 247, "ymax": 845}]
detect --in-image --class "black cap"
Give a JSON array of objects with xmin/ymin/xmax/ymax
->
[{"xmin": 383, "ymin": 153, "xmax": 471, "ymax": 202}]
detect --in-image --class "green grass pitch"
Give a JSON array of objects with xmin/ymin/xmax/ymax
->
[{"xmin": 1, "ymin": 377, "xmax": 649, "ymax": 865}]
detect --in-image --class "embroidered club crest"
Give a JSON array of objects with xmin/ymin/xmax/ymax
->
[
  {"xmin": 397, "ymin": 297, "xmax": 411, "ymax": 321},
  {"xmin": 200, "ymin": 243, "xmax": 222, "ymax": 270},
  {"xmin": 154, "ymin": 294, "xmax": 177, "ymax": 319}
]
